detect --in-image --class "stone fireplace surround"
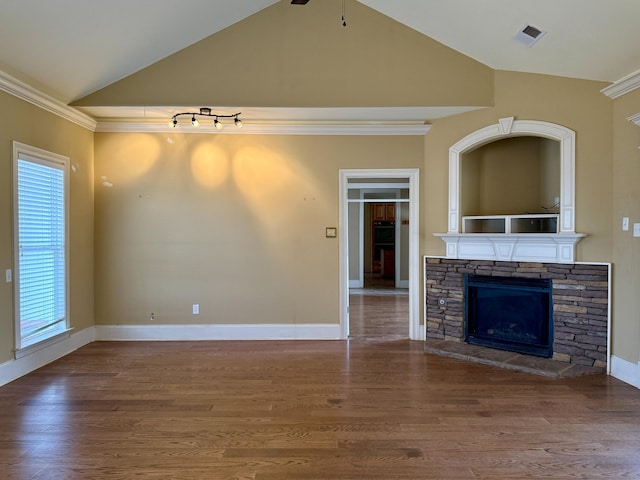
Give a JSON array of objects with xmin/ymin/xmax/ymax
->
[{"xmin": 424, "ymin": 258, "xmax": 609, "ymax": 372}]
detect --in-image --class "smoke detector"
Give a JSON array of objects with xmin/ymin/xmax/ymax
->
[{"xmin": 514, "ymin": 24, "xmax": 546, "ymax": 47}]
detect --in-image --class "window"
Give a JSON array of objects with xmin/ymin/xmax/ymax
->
[{"xmin": 13, "ymin": 142, "xmax": 69, "ymax": 352}]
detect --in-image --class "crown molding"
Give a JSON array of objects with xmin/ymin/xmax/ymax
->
[
  {"xmin": 0, "ymin": 71, "xmax": 97, "ymax": 131},
  {"xmin": 95, "ymin": 121, "xmax": 431, "ymax": 136},
  {"xmin": 628, "ymin": 112, "xmax": 640, "ymax": 126},
  {"xmin": 0, "ymin": 68, "xmax": 432, "ymax": 136},
  {"xmin": 601, "ymin": 69, "xmax": 640, "ymax": 99}
]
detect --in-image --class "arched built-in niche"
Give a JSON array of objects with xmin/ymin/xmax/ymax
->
[
  {"xmin": 435, "ymin": 117, "xmax": 585, "ymax": 263},
  {"xmin": 460, "ymin": 136, "xmax": 560, "ymax": 219}
]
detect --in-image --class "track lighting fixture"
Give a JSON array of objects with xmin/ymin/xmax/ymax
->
[{"xmin": 169, "ymin": 107, "xmax": 242, "ymax": 130}]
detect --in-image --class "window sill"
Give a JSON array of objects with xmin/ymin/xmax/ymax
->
[{"xmin": 14, "ymin": 328, "xmax": 74, "ymax": 360}]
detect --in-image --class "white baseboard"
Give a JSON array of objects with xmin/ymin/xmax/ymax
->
[
  {"xmin": 610, "ymin": 355, "xmax": 640, "ymax": 389},
  {"xmin": 95, "ymin": 323, "xmax": 342, "ymax": 341},
  {"xmin": 0, "ymin": 327, "xmax": 95, "ymax": 387}
]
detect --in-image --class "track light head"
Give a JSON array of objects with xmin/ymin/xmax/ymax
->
[
  {"xmin": 214, "ymin": 118, "xmax": 224, "ymax": 130},
  {"xmin": 234, "ymin": 115, "xmax": 243, "ymax": 129},
  {"xmin": 191, "ymin": 115, "xmax": 199, "ymax": 127}
]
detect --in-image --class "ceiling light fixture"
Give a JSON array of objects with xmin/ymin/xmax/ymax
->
[{"xmin": 169, "ymin": 107, "xmax": 242, "ymax": 130}]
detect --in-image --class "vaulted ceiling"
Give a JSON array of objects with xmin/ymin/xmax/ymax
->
[{"xmin": 1, "ymin": 0, "xmax": 638, "ymax": 123}]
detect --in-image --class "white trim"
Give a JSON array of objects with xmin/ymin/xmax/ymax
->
[
  {"xmin": 0, "ymin": 69, "xmax": 431, "ymax": 136},
  {"xmin": 628, "ymin": 112, "xmax": 640, "ymax": 127},
  {"xmin": 610, "ymin": 356, "xmax": 640, "ymax": 389},
  {"xmin": 351, "ymin": 188, "xmax": 406, "ymax": 289},
  {"xmin": 348, "ymin": 182, "xmax": 410, "ymax": 189},
  {"xmin": 448, "ymin": 118, "xmax": 576, "ymax": 234},
  {"xmin": 441, "ymin": 118, "xmax": 582, "ymax": 264},
  {"xmin": 434, "ymin": 233, "xmax": 586, "ymax": 264},
  {"xmin": 601, "ymin": 68, "xmax": 640, "ymax": 99},
  {"xmin": 0, "ymin": 70, "xmax": 96, "ymax": 131},
  {"xmin": 0, "ymin": 327, "xmax": 95, "ymax": 387},
  {"xmin": 96, "ymin": 121, "xmax": 431, "ymax": 136},
  {"xmin": 13, "ymin": 142, "xmax": 71, "ymax": 350},
  {"xmin": 14, "ymin": 328, "xmax": 73, "ymax": 359},
  {"xmin": 348, "ymin": 198, "xmax": 410, "ymax": 203},
  {"xmin": 339, "ymin": 169, "xmax": 422, "ymax": 341},
  {"xmin": 94, "ymin": 324, "xmax": 340, "ymax": 341}
]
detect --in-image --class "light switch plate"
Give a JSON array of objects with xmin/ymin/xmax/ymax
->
[
  {"xmin": 623, "ymin": 217, "xmax": 629, "ymax": 231},
  {"xmin": 5, "ymin": 269, "xmax": 11, "ymax": 283},
  {"xmin": 325, "ymin": 227, "xmax": 337, "ymax": 238},
  {"xmin": 192, "ymin": 304, "xmax": 199, "ymax": 315},
  {"xmin": 634, "ymin": 223, "xmax": 640, "ymax": 238}
]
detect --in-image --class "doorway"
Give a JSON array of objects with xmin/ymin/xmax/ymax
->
[{"xmin": 339, "ymin": 169, "xmax": 421, "ymax": 340}]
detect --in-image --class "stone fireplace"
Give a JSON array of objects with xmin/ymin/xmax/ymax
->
[
  {"xmin": 427, "ymin": 117, "xmax": 609, "ymax": 375},
  {"xmin": 425, "ymin": 259, "xmax": 609, "ymax": 370}
]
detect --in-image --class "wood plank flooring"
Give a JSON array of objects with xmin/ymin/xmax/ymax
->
[
  {"xmin": 348, "ymin": 289, "xmax": 409, "ymax": 339},
  {"xmin": 1, "ymin": 340, "xmax": 639, "ymax": 479}
]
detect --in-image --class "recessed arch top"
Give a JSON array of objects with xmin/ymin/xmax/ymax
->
[{"xmin": 447, "ymin": 117, "xmax": 576, "ymax": 234}]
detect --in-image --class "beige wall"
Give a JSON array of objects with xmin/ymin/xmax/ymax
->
[
  {"xmin": 461, "ymin": 137, "xmax": 547, "ymax": 216},
  {"xmin": 0, "ymin": 92, "xmax": 94, "ymax": 364},
  {"xmin": 611, "ymin": 88, "xmax": 640, "ymax": 364},
  {"xmin": 94, "ymin": 133, "xmax": 424, "ymax": 327},
  {"xmin": 74, "ymin": 0, "xmax": 493, "ymax": 109},
  {"xmin": 424, "ymin": 70, "xmax": 613, "ymax": 261}
]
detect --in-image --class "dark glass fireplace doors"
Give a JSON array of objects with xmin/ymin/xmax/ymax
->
[{"xmin": 464, "ymin": 274, "xmax": 553, "ymax": 358}]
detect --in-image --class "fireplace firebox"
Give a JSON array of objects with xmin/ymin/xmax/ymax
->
[{"xmin": 465, "ymin": 274, "xmax": 553, "ymax": 358}]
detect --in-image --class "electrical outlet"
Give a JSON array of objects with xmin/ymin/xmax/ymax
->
[
  {"xmin": 193, "ymin": 304, "xmax": 200, "ymax": 315},
  {"xmin": 150, "ymin": 312, "xmax": 155, "ymax": 321},
  {"xmin": 5, "ymin": 269, "xmax": 11, "ymax": 283}
]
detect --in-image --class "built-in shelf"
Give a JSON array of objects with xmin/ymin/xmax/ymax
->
[
  {"xmin": 434, "ymin": 118, "xmax": 587, "ymax": 264},
  {"xmin": 462, "ymin": 214, "xmax": 558, "ymax": 234}
]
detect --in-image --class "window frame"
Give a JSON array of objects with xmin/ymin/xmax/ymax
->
[{"xmin": 12, "ymin": 142, "xmax": 71, "ymax": 356}]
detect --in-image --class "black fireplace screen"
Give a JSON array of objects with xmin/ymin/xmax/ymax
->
[{"xmin": 464, "ymin": 274, "xmax": 553, "ymax": 358}]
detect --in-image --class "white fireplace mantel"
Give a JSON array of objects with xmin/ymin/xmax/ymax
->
[
  {"xmin": 434, "ymin": 232, "xmax": 586, "ymax": 263},
  {"xmin": 436, "ymin": 117, "xmax": 586, "ymax": 264}
]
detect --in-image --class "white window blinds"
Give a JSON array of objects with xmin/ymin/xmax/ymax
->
[{"xmin": 14, "ymin": 145, "xmax": 69, "ymax": 350}]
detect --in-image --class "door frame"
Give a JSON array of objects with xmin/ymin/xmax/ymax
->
[
  {"xmin": 348, "ymin": 189, "xmax": 403, "ymax": 289},
  {"xmin": 339, "ymin": 168, "xmax": 422, "ymax": 340}
]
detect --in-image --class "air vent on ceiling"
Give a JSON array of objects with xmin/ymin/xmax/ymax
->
[
  {"xmin": 291, "ymin": 0, "xmax": 310, "ymax": 4},
  {"xmin": 514, "ymin": 24, "xmax": 546, "ymax": 47}
]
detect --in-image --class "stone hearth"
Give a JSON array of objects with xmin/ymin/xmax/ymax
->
[{"xmin": 424, "ymin": 258, "xmax": 609, "ymax": 375}]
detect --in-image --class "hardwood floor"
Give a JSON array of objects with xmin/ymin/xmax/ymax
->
[
  {"xmin": 1, "ymin": 340, "xmax": 639, "ymax": 479},
  {"xmin": 349, "ymin": 274, "xmax": 409, "ymax": 340},
  {"xmin": 348, "ymin": 291, "xmax": 409, "ymax": 340}
]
